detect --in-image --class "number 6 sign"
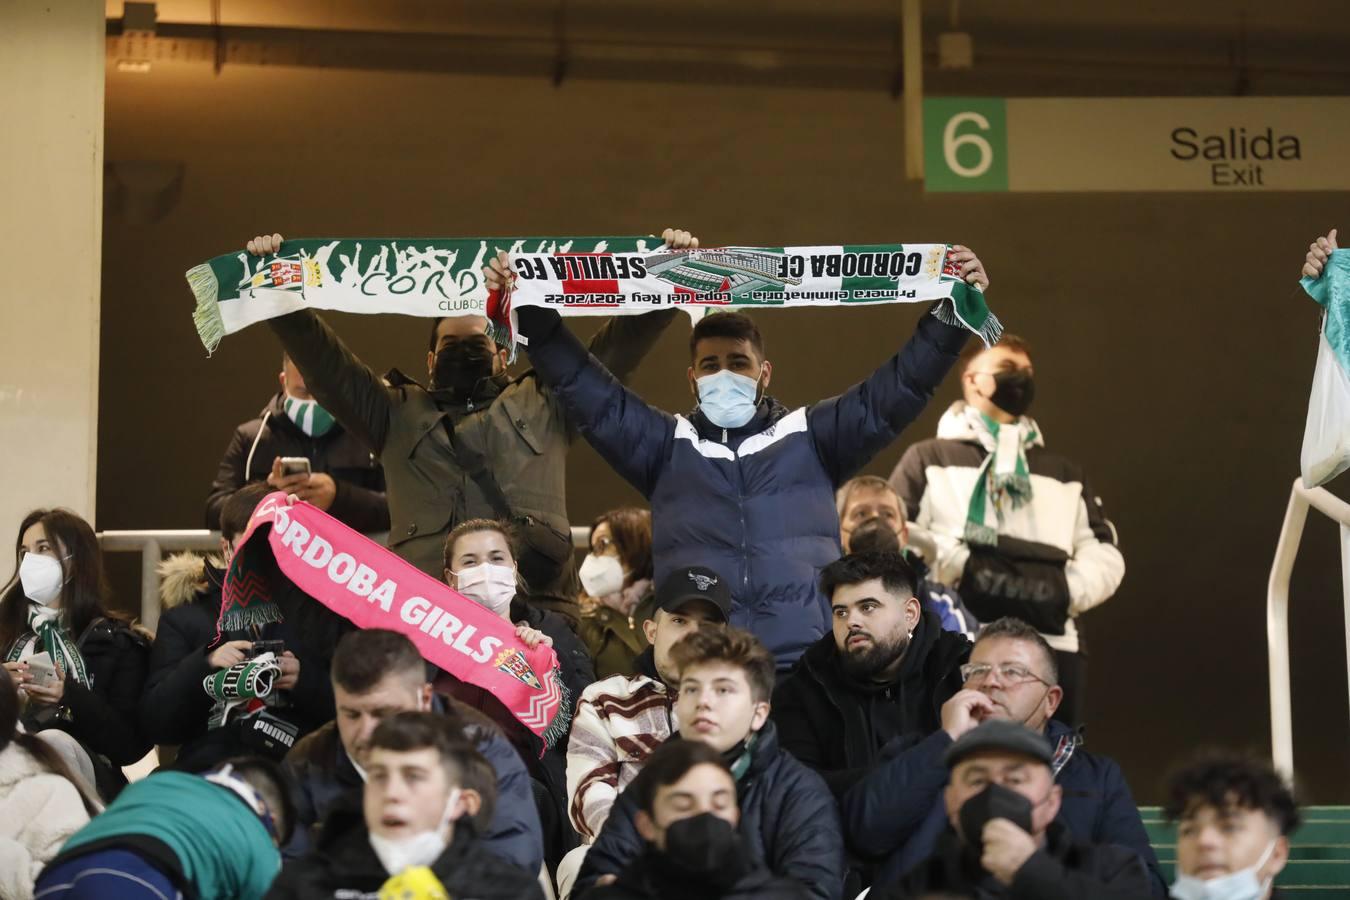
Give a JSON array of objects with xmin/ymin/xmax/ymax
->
[{"xmin": 923, "ymin": 98, "xmax": 1009, "ymax": 192}]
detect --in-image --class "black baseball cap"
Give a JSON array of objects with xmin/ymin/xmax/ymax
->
[
  {"xmin": 944, "ymin": 720, "xmax": 1053, "ymax": 769},
  {"xmin": 652, "ymin": 565, "xmax": 732, "ymax": 622}
]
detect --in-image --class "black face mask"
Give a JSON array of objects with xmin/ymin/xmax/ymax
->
[
  {"xmin": 958, "ymin": 782, "xmax": 1035, "ymax": 857},
  {"xmin": 433, "ymin": 341, "xmax": 495, "ymax": 395},
  {"xmin": 660, "ymin": 813, "xmax": 748, "ymax": 888},
  {"xmin": 988, "ymin": 370, "xmax": 1035, "ymax": 417}
]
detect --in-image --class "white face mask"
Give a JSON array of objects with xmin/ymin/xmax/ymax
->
[
  {"xmin": 1171, "ymin": 838, "xmax": 1278, "ymax": 900},
  {"xmin": 452, "ymin": 563, "xmax": 516, "ymax": 617},
  {"xmin": 369, "ymin": 788, "xmax": 461, "ymax": 875},
  {"xmin": 19, "ymin": 553, "xmax": 66, "ymax": 607},
  {"xmin": 578, "ymin": 553, "xmax": 626, "ymax": 598}
]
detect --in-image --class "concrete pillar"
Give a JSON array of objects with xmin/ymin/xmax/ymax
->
[{"xmin": 0, "ymin": 1, "xmax": 105, "ymax": 554}]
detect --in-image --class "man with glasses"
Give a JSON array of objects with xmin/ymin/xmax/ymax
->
[{"xmin": 845, "ymin": 617, "xmax": 1164, "ymax": 896}]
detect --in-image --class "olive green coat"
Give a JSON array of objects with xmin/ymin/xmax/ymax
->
[{"xmin": 269, "ymin": 309, "xmax": 677, "ymax": 584}]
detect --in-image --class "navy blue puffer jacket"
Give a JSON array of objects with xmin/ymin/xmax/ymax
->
[{"xmin": 519, "ymin": 307, "xmax": 969, "ymax": 667}]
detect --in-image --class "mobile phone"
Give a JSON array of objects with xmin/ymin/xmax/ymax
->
[
  {"xmin": 247, "ymin": 640, "xmax": 286, "ymax": 659},
  {"xmin": 25, "ymin": 651, "xmax": 58, "ymax": 688},
  {"xmin": 279, "ymin": 457, "xmax": 311, "ymax": 478}
]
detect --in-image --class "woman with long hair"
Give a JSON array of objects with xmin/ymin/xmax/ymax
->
[
  {"xmin": 439, "ymin": 517, "xmax": 596, "ymax": 873},
  {"xmin": 0, "ymin": 509, "xmax": 151, "ymax": 800},
  {"xmin": 576, "ymin": 507, "xmax": 656, "ymax": 678},
  {"xmin": 0, "ymin": 664, "xmax": 99, "ymax": 900}
]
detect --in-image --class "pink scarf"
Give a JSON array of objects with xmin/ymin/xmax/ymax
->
[{"xmin": 227, "ymin": 493, "xmax": 562, "ymax": 737}]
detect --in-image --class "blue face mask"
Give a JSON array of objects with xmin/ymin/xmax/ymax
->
[
  {"xmin": 696, "ymin": 369, "xmax": 761, "ymax": 429},
  {"xmin": 1170, "ymin": 839, "xmax": 1277, "ymax": 900}
]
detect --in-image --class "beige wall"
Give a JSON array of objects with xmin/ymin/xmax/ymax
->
[
  {"xmin": 98, "ymin": 57, "xmax": 1350, "ymax": 800},
  {"xmin": 0, "ymin": 1, "xmax": 104, "ymax": 557}
]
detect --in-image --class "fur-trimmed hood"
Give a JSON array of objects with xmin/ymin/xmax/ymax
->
[{"xmin": 156, "ymin": 551, "xmax": 223, "ymax": 611}]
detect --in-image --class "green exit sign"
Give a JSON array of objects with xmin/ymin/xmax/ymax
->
[{"xmin": 923, "ymin": 98, "xmax": 1009, "ymax": 192}]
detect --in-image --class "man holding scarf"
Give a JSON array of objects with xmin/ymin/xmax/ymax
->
[
  {"xmin": 242, "ymin": 230, "xmax": 695, "ymax": 598},
  {"xmin": 487, "ymin": 244, "xmax": 991, "ymax": 669},
  {"xmin": 889, "ymin": 335, "xmax": 1124, "ymax": 725}
]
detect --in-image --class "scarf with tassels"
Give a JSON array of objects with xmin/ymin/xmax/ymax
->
[
  {"xmin": 4, "ymin": 604, "xmax": 90, "ymax": 687},
  {"xmin": 937, "ymin": 402, "xmax": 1045, "ymax": 547},
  {"xmin": 186, "ymin": 238, "xmax": 1002, "ymax": 358}
]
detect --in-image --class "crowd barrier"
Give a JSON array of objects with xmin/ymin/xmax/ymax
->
[
  {"xmin": 98, "ymin": 526, "xmax": 591, "ymax": 632},
  {"xmin": 1267, "ymin": 477, "xmax": 1350, "ymax": 777}
]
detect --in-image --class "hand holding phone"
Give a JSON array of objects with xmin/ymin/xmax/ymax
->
[
  {"xmin": 278, "ymin": 457, "xmax": 311, "ymax": 478},
  {"xmin": 25, "ymin": 652, "xmax": 58, "ymax": 689},
  {"xmin": 247, "ymin": 640, "xmax": 286, "ymax": 659}
]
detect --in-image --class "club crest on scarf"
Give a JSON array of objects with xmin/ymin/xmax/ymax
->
[
  {"xmin": 190, "ymin": 238, "xmax": 1001, "ymax": 359},
  {"xmin": 493, "ymin": 647, "xmax": 543, "ymax": 691}
]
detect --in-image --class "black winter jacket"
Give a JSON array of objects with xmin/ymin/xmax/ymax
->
[
  {"xmin": 139, "ymin": 561, "xmax": 223, "ymax": 751},
  {"xmin": 19, "ymin": 616, "xmax": 152, "ymax": 798},
  {"xmin": 873, "ymin": 822, "xmax": 1151, "ymax": 900},
  {"xmin": 576, "ymin": 722, "xmax": 845, "ymax": 900},
  {"xmin": 770, "ymin": 609, "xmax": 969, "ymax": 799},
  {"xmin": 871, "ymin": 717, "xmax": 1167, "ymax": 896},
  {"xmin": 583, "ymin": 847, "xmax": 815, "ymax": 900},
  {"xmin": 206, "ymin": 392, "xmax": 388, "ymax": 533},
  {"xmin": 264, "ymin": 801, "xmax": 544, "ymax": 900},
  {"xmin": 139, "ymin": 555, "xmax": 350, "ymax": 772}
]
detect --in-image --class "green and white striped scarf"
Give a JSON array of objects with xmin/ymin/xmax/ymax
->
[
  {"xmin": 4, "ymin": 604, "xmax": 89, "ymax": 687},
  {"xmin": 204, "ymin": 653, "xmax": 281, "ymax": 730},
  {"xmin": 939, "ymin": 403, "xmax": 1044, "ymax": 547},
  {"xmin": 282, "ymin": 395, "xmax": 336, "ymax": 438}
]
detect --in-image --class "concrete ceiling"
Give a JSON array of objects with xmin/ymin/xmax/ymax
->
[{"xmin": 103, "ymin": 1, "xmax": 1350, "ymax": 94}]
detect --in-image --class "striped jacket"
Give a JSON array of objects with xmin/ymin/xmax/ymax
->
[{"xmin": 566, "ymin": 648, "xmax": 675, "ymax": 842}]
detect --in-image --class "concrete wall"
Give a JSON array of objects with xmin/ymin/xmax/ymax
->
[
  {"xmin": 98, "ymin": 58, "xmax": 1350, "ymax": 801},
  {"xmin": 0, "ymin": 1, "xmax": 104, "ymax": 562}
]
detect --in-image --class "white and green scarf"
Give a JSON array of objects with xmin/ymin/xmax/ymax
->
[
  {"xmin": 203, "ymin": 652, "xmax": 281, "ymax": 730},
  {"xmin": 4, "ymin": 604, "xmax": 89, "ymax": 687},
  {"xmin": 937, "ymin": 402, "xmax": 1044, "ymax": 547},
  {"xmin": 283, "ymin": 395, "xmax": 336, "ymax": 437},
  {"xmin": 187, "ymin": 238, "xmax": 1001, "ymax": 356}
]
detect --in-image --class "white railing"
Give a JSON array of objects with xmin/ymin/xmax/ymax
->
[
  {"xmin": 1266, "ymin": 477, "xmax": 1350, "ymax": 777},
  {"xmin": 98, "ymin": 526, "xmax": 591, "ymax": 633}
]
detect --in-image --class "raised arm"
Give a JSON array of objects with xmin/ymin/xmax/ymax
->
[
  {"xmin": 583, "ymin": 227, "xmax": 695, "ymax": 381},
  {"xmin": 247, "ymin": 233, "xmax": 394, "ymax": 454},
  {"xmin": 810, "ymin": 248, "xmax": 989, "ymax": 483},
  {"xmin": 810, "ymin": 311, "xmax": 970, "ymax": 485}
]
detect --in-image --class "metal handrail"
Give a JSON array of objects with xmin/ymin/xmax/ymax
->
[
  {"xmin": 1266, "ymin": 477, "xmax": 1350, "ymax": 777},
  {"xmin": 97, "ymin": 526, "xmax": 592, "ymax": 632}
]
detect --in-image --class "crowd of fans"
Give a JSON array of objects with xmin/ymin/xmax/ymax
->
[{"xmin": 0, "ymin": 228, "xmax": 1326, "ymax": 899}]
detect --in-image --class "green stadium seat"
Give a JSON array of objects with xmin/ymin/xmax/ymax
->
[{"xmin": 1139, "ymin": 807, "xmax": 1350, "ymax": 891}]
